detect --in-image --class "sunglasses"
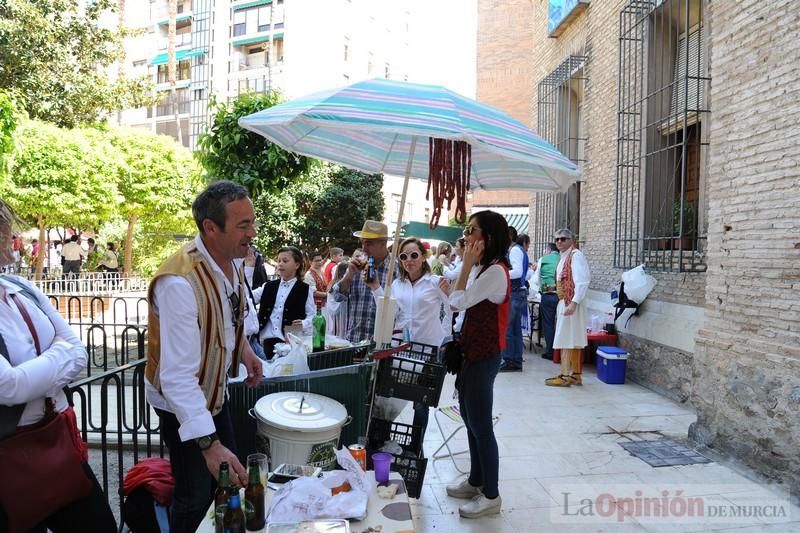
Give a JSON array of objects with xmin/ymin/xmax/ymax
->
[
  {"xmin": 228, "ymin": 291, "xmax": 248, "ymax": 329},
  {"xmin": 555, "ymin": 237, "xmax": 571, "ymax": 242},
  {"xmin": 399, "ymin": 251, "xmax": 421, "ymax": 261},
  {"xmin": 463, "ymin": 226, "xmax": 480, "ymax": 237}
]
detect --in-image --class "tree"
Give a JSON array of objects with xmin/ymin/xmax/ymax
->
[
  {"xmin": 0, "ymin": 0, "xmax": 154, "ymax": 128},
  {"xmin": 196, "ymin": 91, "xmax": 313, "ymax": 196},
  {"xmin": 253, "ymin": 165, "xmax": 384, "ymax": 259},
  {"xmin": 1, "ymin": 121, "xmax": 119, "ymax": 278},
  {"xmin": 103, "ymin": 127, "xmax": 201, "ymax": 273}
]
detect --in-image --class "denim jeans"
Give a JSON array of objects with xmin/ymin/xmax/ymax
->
[
  {"xmin": 501, "ymin": 288, "xmax": 527, "ymax": 368},
  {"xmin": 540, "ymin": 292, "xmax": 559, "ymax": 357},
  {"xmin": 156, "ymin": 403, "xmax": 238, "ymax": 533},
  {"xmin": 458, "ymin": 353, "xmax": 501, "ymax": 499}
]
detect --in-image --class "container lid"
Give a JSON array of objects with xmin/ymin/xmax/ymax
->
[
  {"xmin": 597, "ymin": 346, "xmax": 627, "ymax": 354},
  {"xmin": 597, "ymin": 346, "xmax": 629, "ymax": 359},
  {"xmin": 253, "ymin": 392, "xmax": 348, "ymax": 433}
]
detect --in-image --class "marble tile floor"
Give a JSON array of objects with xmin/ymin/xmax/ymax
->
[{"xmin": 391, "ymin": 350, "xmax": 799, "ymax": 533}]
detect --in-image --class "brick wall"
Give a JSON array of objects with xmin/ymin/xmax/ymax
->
[
  {"xmin": 691, "ymin": 0, "xmax": 800, "ymax": 493},
  {"xmin": 474, "ymin": 0, "xmax": 536, "ymax": 209}
]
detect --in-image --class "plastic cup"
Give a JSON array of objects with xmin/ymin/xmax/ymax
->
[{"xmin": 372, "ymin": 452, "xmax": 392, "ymax": 484}]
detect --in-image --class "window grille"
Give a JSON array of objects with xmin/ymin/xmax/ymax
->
[
  {"xmin": 189, "ymin": 0, "xmax": 212, "ymax": 150},
  {"xmin": 615, "ymin": 0, "xmax": 709, "ymax": 272},
  {"xmin": 532, "ymin": 54, "xmax": 587, "ymax": 258}
]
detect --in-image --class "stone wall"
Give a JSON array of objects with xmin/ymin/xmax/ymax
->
[{"xmin": 691, "ymin": 0, "xmax": 800, "ymax": 494}]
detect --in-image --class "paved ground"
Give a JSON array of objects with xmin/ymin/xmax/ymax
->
[{"xmin": 396, "ymin": 349, "xmax": 799, "ymax": 532}]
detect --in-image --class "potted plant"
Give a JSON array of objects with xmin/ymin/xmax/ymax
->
[{"xmin": 671, "ymin": 201, "xmax": 697, "ymax": 250}]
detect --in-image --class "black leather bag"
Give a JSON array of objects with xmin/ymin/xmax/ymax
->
[{"xmin": 440, "ymin": 334, "xmax": 464, "ymax": 375}]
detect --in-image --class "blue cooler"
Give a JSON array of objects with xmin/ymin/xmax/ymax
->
[{"xmin": 596, "ymin": 346, "xmax": 628, "ymax": 384}]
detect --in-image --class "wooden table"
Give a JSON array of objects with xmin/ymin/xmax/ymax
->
[{"xmin": 197, "ymin": 471, "xmax": 415, "ymax": 533}]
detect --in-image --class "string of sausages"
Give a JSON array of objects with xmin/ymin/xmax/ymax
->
[{"xmin": 426, "ymin": 138, "xmax": 471, "ymax": 229}]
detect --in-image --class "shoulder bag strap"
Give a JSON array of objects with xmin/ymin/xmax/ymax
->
[
  {"xmin": 10, "ymin": 294, "xmax": 41, "ymax": 355},
  {"xmin": 0, "ymin": 334, "xmax": 27, "ymax": 439}
]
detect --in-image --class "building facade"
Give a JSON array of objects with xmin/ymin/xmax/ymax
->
[
  {"xmin": 119, "ymin": 0, "xmax": 412, "ymax": 149},
  {"xmin": 478, "ymin": 0, "xmax": 799, "ymax": 493}
]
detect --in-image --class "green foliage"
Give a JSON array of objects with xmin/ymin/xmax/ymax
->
[
  {"xmin": 0, "ymin": 0, "xmax": 155, "ymax": 128},
  {"xmin": 0, "ymin": 91, "xmax": 21, "ymax": 160},
  {"xmin": 1, "ymin": 120, "xmax": 118, "ymax": 230},
  {"xmin": 253, "ymin": 164, "xmax": 384, "ymax": 259},
  {"xmin": 196, "ymin": 91, "xmax": 313, "ymax": 196}
]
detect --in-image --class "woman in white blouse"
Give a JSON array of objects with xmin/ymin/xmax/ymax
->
[
  {"xmin": 0, "ymin": 197, "xmax": 116, "ymax": 531},
  {"xmin": 367, "ymin": 236, "xmax": 451, "ymax": 430}
]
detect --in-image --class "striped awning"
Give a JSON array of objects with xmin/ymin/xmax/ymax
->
[
  {"xmin": 232, "ymin": 0, "xmax": 272, "ymax": 10},
  {"xmin": 149, "ymin": 48, "xmax": 206, "ymax": 65},
  {"xmin": 231, "ymin": 32, "xmax": 283, "ymax": 47},
  {"xmin": 239, "ymin": 78, "xmax": 580, "ymax": 193},
  {"xmin": 156, "ymin": 13, "xmax": 192, "ymax": 25},
  {"xmin": 504, "ymin": 213, "xmax": 530, "ymax": 235}
]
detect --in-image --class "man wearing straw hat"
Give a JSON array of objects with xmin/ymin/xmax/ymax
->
[{"xmin": 331, "ymin": 220, "xmax": 398, "ymax": 343}]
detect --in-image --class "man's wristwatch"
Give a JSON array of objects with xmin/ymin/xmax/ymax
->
[{"xmin": 196, "ymin": 432, "xmax": 219, "ymax": 451}]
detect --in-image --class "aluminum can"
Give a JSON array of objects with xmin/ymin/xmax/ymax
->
[{"xmin": 348, "ymin": 444, "xmax": 367, "ymax": 471}]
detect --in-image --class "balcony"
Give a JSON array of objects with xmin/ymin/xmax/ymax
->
[{"xmin": 157, "ymin": 32, "xmax": 193, "ymax": 51}]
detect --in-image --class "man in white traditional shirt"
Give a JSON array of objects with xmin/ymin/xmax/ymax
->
[
  {"xmin": 144, "ymin": 180, "xmax": 263, "ymax": 532},
  {"xmin": 545, "ymin": 228, "xmax": 591, "ymax": 387},
  {"xmin": 500, "ymin": 226, "xmax": 529, "ymax": 371}
]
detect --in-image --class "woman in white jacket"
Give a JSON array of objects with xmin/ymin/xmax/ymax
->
[{"xmin": 366, "ymin": 236, "xmax": 451, "ymax": 430}]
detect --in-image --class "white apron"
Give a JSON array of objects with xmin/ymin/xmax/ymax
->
[{"xmin": 553, "ymin": 298, "xmax": 587, "ymax": 349}]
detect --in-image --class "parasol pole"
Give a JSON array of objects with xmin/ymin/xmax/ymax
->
[{"xmin": 374, "ymin": 136, "xmax": 418, "ymax": 346}]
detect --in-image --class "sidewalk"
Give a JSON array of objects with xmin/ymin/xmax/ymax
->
[{"xmin": 397, "ymin": 349, "xmax": 799, "ymax": 532}]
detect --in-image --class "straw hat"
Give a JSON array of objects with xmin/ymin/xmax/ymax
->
[{"xmin": 353, "ymin": 220, "xmax": 390, "ymax": 240}]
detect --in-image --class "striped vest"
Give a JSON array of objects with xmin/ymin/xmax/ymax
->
[{"xmin": 145, "ymin": 242, "xmax": 246, "ymax": 416}]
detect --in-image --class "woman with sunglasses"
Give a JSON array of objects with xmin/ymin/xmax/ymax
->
[
  {"xmin": 366, "ymin": 237, "xmax": 452, "ymax": 428},
  {"xmin": 445, "ymin": 210, "xmax": 511, "ymax": 519},
  {"xmin": 248, "ymin": 246, "xmax": 315, "ymax": 359}
]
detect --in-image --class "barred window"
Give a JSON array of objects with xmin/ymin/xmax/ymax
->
[
  {"xmin": 615, "ymin": 0, "xmax": 709, "ymax": 272},
  {"xmin": 532, "ymin": 55, "xmax": 587, "ymax": 257}
]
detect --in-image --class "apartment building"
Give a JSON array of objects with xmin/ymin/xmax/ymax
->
[{"xmin": 119, "ymin": 0, "xmax": 412, "ymax": 149}]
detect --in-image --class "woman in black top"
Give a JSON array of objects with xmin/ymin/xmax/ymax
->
[{"xmin": 248, "ymin": 246, "xmax": 316, "ymax": 359}]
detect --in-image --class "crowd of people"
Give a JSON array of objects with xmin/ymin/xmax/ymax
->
[
  {"xmin": 0, "ymin": 232, "xmax": 120, "ymax": 278},
  {"xmin": 0, "ymin": 180, "xmax": 593, "ymax": 531}
]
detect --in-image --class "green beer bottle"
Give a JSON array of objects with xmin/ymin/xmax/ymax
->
[
  {"xmin": 214, "ymin": 462, "xmax": 230, "ymax": 533},
  {"xmin": 312, "ymin": 305, "xmax": 326, "ymax": 352},
  {"xmin": 244, "ymin": 459, "xmax": 265, "ymax": 531}
]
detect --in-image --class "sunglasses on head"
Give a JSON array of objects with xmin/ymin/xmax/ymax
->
[
  {"xmin": 399, "ymin": 251, "xmax": 420, "ymax": 261},
  {"xmin": 555, "ymin": 236, "xmax": 570, "ymax": 242},
  {"xmin": 463, "ymin": 225, "xmax": 480, "ymax": 236}
]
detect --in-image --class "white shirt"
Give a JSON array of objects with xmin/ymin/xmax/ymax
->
[
  {"xmin": 557, "ymin": 248, "xmax": 591, "ymax": 305},
  {"xmin": 442, "ymin": 256, "xmax": 462, "ymax": 281},
  {"xmin": 449, "ymin": 263, "xmax": 508, "ymax": 332},
  {"xmin": 247, "ymin": 275, "xmax": 316, "ymax": 341},
  {"xmin": 61, "ymin": 241, "xmax": 82, "ymax": 261},
  {"xmin": 0, "ymin": 276, "xmax": 87, "ymax": 426},
  {"xmin": 145, "ymin": 236, "xmax": 240, "ymax": 442},
  {"xmin": 371, "ymin": 273, "xmax": 451, "ymax": 347},
  {"xmin": 508, "ymin": 244, "xmax": 526, "ymax": 280}
]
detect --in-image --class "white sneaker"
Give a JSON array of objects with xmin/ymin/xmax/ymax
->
[
  {"xmin": 459, "ymin": 493, "xmax": 502, "ymax": 518},
  {"xmin": 446, "ymin": 479, "xmax": 482, "ymax": 499}
]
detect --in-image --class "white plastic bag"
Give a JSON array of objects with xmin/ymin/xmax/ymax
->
[
  {"xmin": 268, "ymin": 447, "xmax": 370, "ymax": 522},
  {"xmin": 264, "ymin": 333, "xmax": 310, "ymax": 378},
  {"xmin": 621, "ymin": 265, "xmax": 657, "ymax": 304}
]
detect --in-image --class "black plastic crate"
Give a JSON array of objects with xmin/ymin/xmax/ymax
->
[
  {"xmin": 367, "ymin": 418, "xmax": 424, "ymax": 456},
  {"xmin": 366, "ymin": 437, "xmax": 427, "ymax": 498},
  {"xmin": 375, "ymin": 339, "xmax": 445, "ymax": 407}
]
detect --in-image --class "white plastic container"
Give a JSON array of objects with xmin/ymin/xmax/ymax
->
[{"xmin": 251, "ymin": 392, "xmax": 350, "ymax": 471}]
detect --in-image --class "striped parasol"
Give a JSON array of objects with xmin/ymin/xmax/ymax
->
[{"xmin": 239, "ymin": 78, "xmax": 580, "ymax": 344}]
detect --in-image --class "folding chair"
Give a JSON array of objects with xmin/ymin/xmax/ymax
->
[{"xmin": 432, "ymin": 405, "xmax": 500, "ymax": 473}]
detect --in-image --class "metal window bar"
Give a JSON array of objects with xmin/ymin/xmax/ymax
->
[
  {"xmin": 533, "ymin": 55, "xmax": 588, "ymax": 256},
  {"xmin": 189, "ymin": 0, "xmax": 212, "ymax": 150},
  {"xmin": 615, "ymin": 0, "xmax": 709, "ymax": 272}
]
